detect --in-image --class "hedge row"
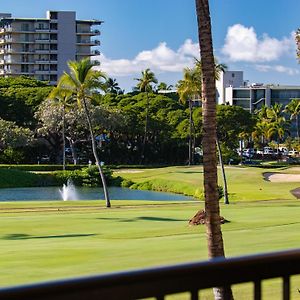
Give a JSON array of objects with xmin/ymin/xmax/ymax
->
[
  {"xmin": 0, "ymin": 166, "xmax": 115, "ymax": 188},
  {"xmin": 0, "ymin": 164, "xmax": 87, "ymax": 172}
]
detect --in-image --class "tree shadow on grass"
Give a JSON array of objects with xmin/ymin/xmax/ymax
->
[
  {"xmin": 2, "ymin": 233, "xmax": 97, "ymax": 240},
  {"xmin": 175, "ymin": 170, "xmax": 203, "ymax": 174},
  {"xmin": 97, "ymin": 216, "xmax": 185, "ymax": 222}
]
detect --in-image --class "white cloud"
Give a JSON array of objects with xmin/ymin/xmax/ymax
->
[
  {"xmin": 255, "ymin": 64, "xmax": 300, "ymax": 75},
  {"xmin": 93, "ymin": 39, "xmax": 199, "ymax": 76},
  {"xmin": 222, "ymin": 24, "xmax": 294, "ymax": 62}
]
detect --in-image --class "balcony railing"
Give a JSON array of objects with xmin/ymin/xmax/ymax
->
[
  {"xmin": 76, "ymin": 29, "xmax": 101, "ymax": 36},
  {"xmin": 0, "ymin": 249, "xmax": 300, "ymax": 299},
  {"xmin": 35, "ymin": 28, "xmax": 50, "ymax": 32},
  {"xmin": 91, "ymin": 49, "xmax": 100, "ymax": 55}
]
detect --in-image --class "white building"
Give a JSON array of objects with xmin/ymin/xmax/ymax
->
[
  {"xmin": 216, "ymin": 71, "xmax": 300, "ymax": 112},
  {"xmin": 0, "ymin": 11, "xmax": 101, "ymax": 84},
  {"xmin": 216, "ymin": 70, "xmax": 244, "ymax": 104}
]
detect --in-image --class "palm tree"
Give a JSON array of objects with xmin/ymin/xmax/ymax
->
[
  {"xmin": 57, "ymin": 58, "xmax": 111, "ymax": 208},
  {"xmin": 194, "ymin": 57, "xmax": 228, "ymax": 80},
  {"xmin": 177, "ymin": 67, "xmax": 201, "ymax": 165},
  {"xmin": 47, "ymin": 88, "xmax": 73, "ymax": 170},
  {"xmin": 105, "ymin": 77, "xmax": 122, "ymax": 94},
  {"xmin": 285, "ymin": 98, "xmax": 300, "ymax": 138},
  {"xmin": 195, "ymin": 0, "xmax": 232, "ymax": 299},
  {"xmin": 134, "ymin": 68, "xmax": 158, "ymax": 163},
  {"xmin": 195, "ymin": 57, "xmax": 229, "ymax": 204},
  {"xmin": 267, "ymin": 103, "xmax": 289, "ymax": 155},
  {"xmin": 296, "ymin": 28, "xmax": 300, "ymax": 62},
  {"xmin": 214, "ymin": 60, "xmax": 228, "ymax": 81},
  {"xmin": 157, "ymin": 82, "xmax": 173, "ymax": 91}
]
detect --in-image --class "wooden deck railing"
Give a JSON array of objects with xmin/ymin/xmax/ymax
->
[{"xmin": 1, "ymin": 249, "xmax": 300, "ymax": 299}]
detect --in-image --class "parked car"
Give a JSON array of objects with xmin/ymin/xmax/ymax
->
[
  {"xmin": 263, "ymin": 147, "xmax": 273, "ymax": 155},
  {"xmin": 279, "ymin": 147, "xmax": 289, "ymax": 156},
  {"xmin": 288, "ymin": 149, "xmax": 299, "ymax": 156},
  {"xmin": 40, "ymin": 155, "xmax": 50, "ymax": 163},
  {"xmin": 242, "ymin": 148, "xmax": 255, "ymax": 158}
]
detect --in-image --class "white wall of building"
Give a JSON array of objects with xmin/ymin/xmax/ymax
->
[{"xmin": 216, "ymin": 71, "xmax": 244, "ymax": 104}]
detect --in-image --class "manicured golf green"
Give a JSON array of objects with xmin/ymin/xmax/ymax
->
[
  {"xmin": 115, "ymin": 165, "xmax": 300, "ymax": 201},
  {"xmin": 1, "ymin": 165, "xmax": 300, "ymax": 299},
  {"xmin": 1, "ymin": 200, "xmax": 300, "ymax": 291}
]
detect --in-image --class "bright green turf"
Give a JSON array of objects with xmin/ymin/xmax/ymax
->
[
  {"xmin": 1, "ymin": 199, "xmax": 300, "ymax": 293},
  {"xmin": 115, "ymin": 165, "xmax": 300, "ymax": 201},
  {"xmin": 1, "ymin": 165, "xmax": 300, "ymax": 299}
]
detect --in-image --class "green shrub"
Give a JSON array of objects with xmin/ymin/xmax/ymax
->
[
  {"xmin": 52, "ymin": 166, "xmax": 113, "ymax": 187},
  {"xmin": 219, "ymin": 145, "xmax": 240, "ymax": 165},
  {"xmin": 130, "ymin": 181, "xmax": 153, "ymax": 190},
  {"xmin": 0, "ymin": 169, "xmax": 55, "ymax": 188},
  {"xmin": 218, "ymin": 185, "xmax": 224, "ymax": 200},
  {"xmin": 52, "ymin": 170, "xmax": 84, "ymax": 186},
  {"xmin": 0, "ymin": 148, "xmax": 25, "ymax": 164},
  {"xmin": 120, "ymin": 179, "xmax": 134, "ymax": 188},
  {"xmin": 194, "ymin": 185, "xmax": 223, "ymax": 200}
]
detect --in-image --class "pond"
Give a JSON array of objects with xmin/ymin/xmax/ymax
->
[{"xmin": 0, "ymin": 186, "xmax": 195, "ymax": 202}]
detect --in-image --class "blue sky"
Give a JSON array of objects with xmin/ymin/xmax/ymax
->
[{"xmin": 1, "ymin": 0, "xmax": 300, "ymax": 91}]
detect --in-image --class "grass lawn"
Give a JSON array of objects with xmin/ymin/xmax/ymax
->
[
  {"xmin": 1, "ymin": 165, "xmax": 300, "ymax": 298},
  {"xmin": 115, "ymin": 165, "xmax": 300, "ymax": 201},
  {"xmin": 1, "ymin": 199, "xmax": 300, "ymax": 298}
]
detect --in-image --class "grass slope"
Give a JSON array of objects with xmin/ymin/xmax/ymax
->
[{"xmin": 115, "ymin": 166, "xmax": 300, "ymax": 201}]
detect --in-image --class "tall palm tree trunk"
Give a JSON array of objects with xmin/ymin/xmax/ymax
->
[
  {"xmin": 216, "ymin": 138, "xmax": 229, "ymax": 204},
  {"xmin": 297, "ymin": 114, "xmax": 300, "ymax": 139},
  {"xmin": 195, "ymin": 0, "xmax": 232, "ymax": 298},
  {"xmin": 62, "ymin": 105, "xmax": 66, "ymax": 171},
  {"xmin": 83, "ymin": 98, "xmax": 111, "ymax": 208},
  {"xmin": 189, "ymin": 99, "xmax": 193, "ymax": 165}
]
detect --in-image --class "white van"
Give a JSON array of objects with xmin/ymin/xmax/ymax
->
[{"xmin": 263, "ymin": 147, "xmax": 273, "ymax": 155}]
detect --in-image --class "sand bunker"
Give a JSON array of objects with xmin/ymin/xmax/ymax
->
[
  {"xmin": 264, "ymin": 172, "xmax": 300, "ymax": 182},
  {"xmin": 114, "ymin": 170, "xmax": 144, "ymax": 174}
]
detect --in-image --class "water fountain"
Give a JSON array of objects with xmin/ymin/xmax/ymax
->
[{"xmin": 59, "ymin": 179, "xmax": 78, "ymax": 201}]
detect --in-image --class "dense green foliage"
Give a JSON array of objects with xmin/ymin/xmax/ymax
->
[
  {"xmin": 0, "ymin": 169, "xmax": 54, "ymax": 188},
  {"xmin": 53, "ymin": 166, "xmax": 113, "ymax": 187},
  {"xmin": 0, "ymin": 74, "xmax": 299, "ymax": 165},
  {"xmin": 0, "ymin": 165, "xmax": 113, "ymax": 188},
  {"xmin": 0, "ymin": 77, "xmax": 52, "ymax": 127}
]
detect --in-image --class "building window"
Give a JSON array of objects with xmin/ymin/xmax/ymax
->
[
  {"xmin": 50, "ymin": 23, "xmax": 57, "ymax": 30},
  {"xmin": 50, "ymin": 34, "xmax": 57, "ymax": 40},
  {"xmin": 50, "ymin": 12, "xmax": 58, "ymax": 20},
  {"xmin": 21, "ymin": 23, "xmax": 29, "ymax": 31},
  {"xmin": 21, "ymin": 65, "xmax": 29, "ymax": 72},
  {"xmin": 233, "ymin": 90, "xmax": 250, "ymax": 98},
  {"xmin": 50, "ymin": 74, "xmax": 57, "ymax": 81}
]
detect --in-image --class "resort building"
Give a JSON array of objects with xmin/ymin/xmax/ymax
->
[
  {"xmin": 217, "ymin": 71, "xmax": 300, "ymax": 113},
  {"xmin": 0, "ymin": 11, "xmax": 101, "ymax": 84}
]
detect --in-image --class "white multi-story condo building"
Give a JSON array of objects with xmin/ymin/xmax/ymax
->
[
  {"xmin": 0, "ymin": 11, "xmax": 101, "ymax": 84},
  {"xmin": 217, "ymin": 71, "xmax": 300, "ymax": 112}
]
